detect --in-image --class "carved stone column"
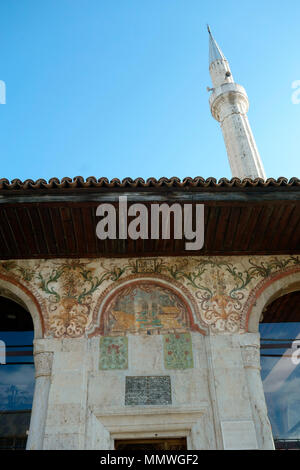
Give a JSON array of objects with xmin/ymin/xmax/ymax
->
[
  {"xmin": 240, "ymin": 334, "xmax": 274, "ymax": 450},
  {"xmin": 26, "ymin": 351, "xmax": 53, "ymax": 450}
]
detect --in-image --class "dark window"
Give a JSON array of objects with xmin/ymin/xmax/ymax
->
[
  {"xmin": 115, "ymin": 437, "xmax": 187, "ymax": 451},
  {"xmin": 0, "ymin": 297, "xmax": 34, "ymax": 450}
]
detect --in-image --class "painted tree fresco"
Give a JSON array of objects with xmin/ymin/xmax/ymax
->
[
  {"xmin": 101, "ymin": 283, "xmax": 191, "ymax": 336},
  {"xmin": 99, "ymin": 336, "xmax": 128, "ymax": 370},
  {"xmin": 163, "ymin": 333, "xmax": 194, "ymax": 369}
]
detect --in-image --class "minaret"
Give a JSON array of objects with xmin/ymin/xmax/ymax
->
[{"xmin": 207, "ymin": 26, "xmax": 266, "ymax": 179}]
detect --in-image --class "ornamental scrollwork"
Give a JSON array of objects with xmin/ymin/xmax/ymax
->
[{"xmin": 0, "ymin": 255, "xmax": 299, "ymax": 337}]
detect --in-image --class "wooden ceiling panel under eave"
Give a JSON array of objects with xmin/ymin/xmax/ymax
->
[{"xmin": 0, "ymin": 198, "xmax": 299, "ymax": 259}]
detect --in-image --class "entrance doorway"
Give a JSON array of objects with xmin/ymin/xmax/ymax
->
[{"xmin": 115, "ymin": 437, "xmax": 187, "ymax": 451}]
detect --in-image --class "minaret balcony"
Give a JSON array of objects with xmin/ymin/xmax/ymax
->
[{"xmin": 209, "ymin": 83, "xmax": 249, "ymax": 122}]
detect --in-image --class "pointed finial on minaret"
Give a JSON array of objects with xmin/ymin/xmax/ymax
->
[
  {"xmin": 207, "ymin": 25, "xmax": 227, "ymax": 68},
  {"xmin": 208, "ymin": 28, "xmax": 266, "ymax": 180}
]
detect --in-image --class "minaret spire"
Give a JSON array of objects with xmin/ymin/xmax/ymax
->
[
  {"xmin": 207, "ymin": 25, "xmax": 227, "ymax": 65},
  {"xmin": 207, "ymin": 27, "xmax": 266, "ymax": 180}
]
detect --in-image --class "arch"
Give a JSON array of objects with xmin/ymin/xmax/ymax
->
[
  {"xmin": 0, "ymin": 279, "xmax": 37, "ymax": 449},
  {"xmin": 244, "ymin": 267, "xmax": 300, "ymax": 333},
  {"xmin": 0, "ymin": 273, "xmax": 45, "ymax": 339},
  {"xmin": 88, "ymin": 274, "xmax": 207, "ymax": 337}
]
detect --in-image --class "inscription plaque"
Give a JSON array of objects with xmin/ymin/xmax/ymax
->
[
  {"xmin": 136, "ymin": 259, "xmax": 157, "ymax": 273},
  {"xmin": 125, "ymin": 376, "xmax": 171, "ymax": 406}
]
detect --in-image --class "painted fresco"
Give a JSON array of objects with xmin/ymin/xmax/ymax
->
[
  {"xmin": 0, "ymin": 255, "xmax": 299, "ymax": 337},
  {"xmin": 102, "ymin": 283, "xmax": 190, "ymax": 335},
  {"xmin": 99, "ymin": 336, "xmax": 128, "ymax": 370},
  {"xmin": 163, "ymin": 333, "xmax": 193, "ymax": 369}
]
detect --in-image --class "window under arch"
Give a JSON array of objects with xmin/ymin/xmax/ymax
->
[
  {"xmin": 0, "ymin": 296, "xmax": 35, "ymax": 450},
  {"xmin": 260, "ymin": 290, "xmax": 300, "ymax": 450}
]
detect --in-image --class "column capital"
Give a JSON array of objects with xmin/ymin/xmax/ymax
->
[
  {"xmin": 34, "ymin": 351, "xmax": 53, "ymax": 378},
  {"xmin": 241, "ymin": 344, "xmax": 261, "ymax": 370}
]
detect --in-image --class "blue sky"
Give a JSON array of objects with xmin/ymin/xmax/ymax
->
[{"xmin": 0, "ymin": 0, "xmax": 299, "ymax": 181}]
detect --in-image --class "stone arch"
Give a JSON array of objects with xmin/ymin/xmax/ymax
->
[
  {"xmin": 244, "ymin": 267, "xmax": 300, "ymax": 333},
  {"xmin": 0, "ymin": 273, "xmax": 48, "ymax": 450},
  {"xmin": 88, "ymin": 274, "xmax": 207, "ymax": 337},
  {"xmin": 0, "ymin": 273, "xmax": 45, "ymax": 339}
]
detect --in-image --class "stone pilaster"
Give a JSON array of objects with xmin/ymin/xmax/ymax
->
[
  {"xmin": 42, "ymin": 338, "xmax": 89, "ymax": 450},
  {"xmin": 26, "ymin": 349, "xmax": 53, "ymax": 450},
  {"xmin": 209, "ymin": 335, "xmax": 259, "ymax": 449},
  {"xmin": 240, "ymin": 334, "xmax": 275, "ymax": 450}
]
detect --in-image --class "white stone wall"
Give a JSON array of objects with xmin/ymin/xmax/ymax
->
[
  {"xmin": 86, "ymin": 333, "xmax": 216, "ymax": 450},
  {"xmin": 28, "ymin": 332, "xmax": 275, "ymax": 450}
]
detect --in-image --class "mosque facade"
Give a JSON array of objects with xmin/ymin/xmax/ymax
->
[{"xmin": 0, "ymin": 30, "xmax": 299, "ymax": 450}]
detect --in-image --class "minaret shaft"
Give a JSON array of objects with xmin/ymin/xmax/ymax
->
[{"xmin": 208, "ymin": 28, "xmax": 266, "ymax": 180}]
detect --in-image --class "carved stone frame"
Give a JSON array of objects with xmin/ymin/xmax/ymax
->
[{"xmin": 88, "ymin": 405, "xmax": 213, "ymax": 450}]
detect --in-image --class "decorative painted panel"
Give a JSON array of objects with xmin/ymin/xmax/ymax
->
[
  {"xmin": 163, "ymin": 333, "xmax": 193, "ymax": 369},
  {"xmin": 101, "ymin": 282, "xmax": 191, "ymax": 336},
  {"xmin": 99, "ymin": 336, "xmax": 128, "ymax": 370},
  {"xmin": 125, "ymin": 376, "xmax": 171, "ymax": 406},
  {"xmin": 0, "ymin": 255, "xmax": 299, "ymax": 337},
  {"xmin": 135, "ymin": 259, "xmax": 158, "ymax": 273}
]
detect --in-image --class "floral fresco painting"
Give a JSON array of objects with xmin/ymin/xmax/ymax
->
[
  {"xmin": 163, "ymin": 333, "xmax": 194, "ymax": 369},
  {"xmin": 99, "ymin": 336, "xmax": 128, "ymax": 370}
]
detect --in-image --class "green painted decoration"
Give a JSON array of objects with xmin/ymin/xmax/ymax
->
[
  {"xmin": 99, "ymin": 336, "xmax": 128, "ymax": 370},
  {"xmin": 163, "ymin": 333, "xmax": 193, "ymax": 369}
]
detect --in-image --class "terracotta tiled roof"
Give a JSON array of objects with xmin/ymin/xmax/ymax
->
[{"xmin": 0, "ymin": 176, "xmax": 299, "ymax": 190}]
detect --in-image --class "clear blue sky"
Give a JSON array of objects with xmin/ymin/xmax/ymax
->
[{"xmin": 0, "ymin": 0, "xmax": 299, "ymax": 181}]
